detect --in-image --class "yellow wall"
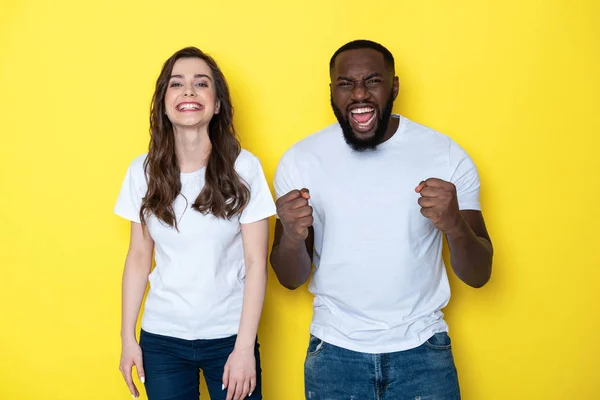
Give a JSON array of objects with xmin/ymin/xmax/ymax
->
[{"xmin": 1, "ymin": 0, "xmax": 599, "ymax": 398}]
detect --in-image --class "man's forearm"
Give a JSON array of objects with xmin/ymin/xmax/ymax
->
[
  {"xmin": 446, "ymin": 216, "xmax": 493, "ymax": 288},
  {"xmin": 270, "ymin": 235, "xmax": 312, "ymax": 290}
]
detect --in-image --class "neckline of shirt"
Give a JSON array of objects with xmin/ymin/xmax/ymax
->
[
  {"xmin": 180, "ymin": 166, "xmax": 206, "ymax": 181},
  {"xmin": 375, "ymin": 114, "xmax": 406, "ymax": 150}
]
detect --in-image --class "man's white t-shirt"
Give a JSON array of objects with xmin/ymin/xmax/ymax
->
[
  {"xmin": 115, "ymin": 149, "xmax": 276, "ymax": 340},
  {"xmin": 274, "ymin": 115, "xmax": 481, "ymax": 354}
]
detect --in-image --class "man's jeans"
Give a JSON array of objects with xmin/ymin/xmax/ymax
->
[{"xmin": 304, "ymin": 332, "xmax": 460, "ymax": 399}]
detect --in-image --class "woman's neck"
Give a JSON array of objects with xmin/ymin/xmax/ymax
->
[{"xmin": 173, "ymin": 126, "xmax": 212, "ymax": 173}]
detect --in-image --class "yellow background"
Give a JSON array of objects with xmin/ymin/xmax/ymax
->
[{"xmin": 1, "ymin": 0, "xmax": 599, "ymax": 398}]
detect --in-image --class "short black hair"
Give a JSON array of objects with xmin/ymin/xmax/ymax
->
[{"xmin": 329, "ymin": 40, "xmax": 395, "ymax": 73}]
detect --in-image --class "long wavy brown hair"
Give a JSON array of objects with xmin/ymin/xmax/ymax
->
[{"xmin": 139, "ymin": 47, "xmax": 249, "ymax": 228}]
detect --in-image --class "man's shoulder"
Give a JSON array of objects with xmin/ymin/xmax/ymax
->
[
  {"xmin": 401, "ymin": 116, "xmax": 474, "ymax": 166},
  {"xmin": 402, "ymin": 116, "xmax": 453, "ymax": 146},
  {"xmin": 288, "ymin": 121, "xmax": 341, "ymax": 154}
]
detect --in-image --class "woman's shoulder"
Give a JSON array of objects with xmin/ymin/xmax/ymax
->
[
  {"xmin": 130, "ymin": 153, "xmax": 148, "ymax": 166},
  {"xmin": 235, "ymin": 148, "xmax": 261, "ymax": 171},
  {"xmin": 125, "ymin": 153, "xmax": 148, "ymax": 179}
]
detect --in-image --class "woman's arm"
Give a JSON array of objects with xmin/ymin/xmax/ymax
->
[
  {"xmin": 119, "ymin": 222, "xmax": 154, "ymax": 399},
  {"xmin": 223, "ymin": 218, "xmax": 269, "ymax": 400}
]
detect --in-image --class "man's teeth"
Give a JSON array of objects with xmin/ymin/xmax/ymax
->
[
  {"xmin": 179, "ymin": 104, "xmax": 200, "ymax": 110},
  {"xmin": 350, "ymin": 107, "xmax": 376, "ymax": 127},
  {"xmin": 351, "ymin": 107, "xmax": 374, "ymax": 114}
]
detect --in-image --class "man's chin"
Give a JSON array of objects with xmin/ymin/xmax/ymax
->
[
  {"xmin": 341, "ymin": 128, "xmax": 381, "ymax": 152},
  {"xmin": 352, "ymin": 128, "xmax": 377, "ymax": 141}
]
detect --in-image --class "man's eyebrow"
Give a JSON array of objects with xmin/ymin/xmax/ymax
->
[
  {"xmin": 364, "ymin": 73, "xmax": 383, "ymax": 80},
  {"xmin": 336, "ymin": 72, "xmax": 383, "ymax": 81}
]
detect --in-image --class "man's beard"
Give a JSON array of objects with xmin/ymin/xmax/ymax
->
[{"xmin": 331, "ymin": 89, "xmax": 395, "ymax": 152}]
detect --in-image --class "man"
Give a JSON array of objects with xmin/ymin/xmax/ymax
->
[{"xmin": 271, "ymin": 39, "xmax": 493, "ymax": 399}]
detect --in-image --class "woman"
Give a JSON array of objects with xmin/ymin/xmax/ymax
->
[{"xmin": 115, "ymin": 47, "xmax": 275, "ymax": 400}]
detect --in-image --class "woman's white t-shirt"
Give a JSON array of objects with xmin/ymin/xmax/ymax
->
[{"xmin": 114, "ymin": 149, "xmax": 276, "ymax": 340}]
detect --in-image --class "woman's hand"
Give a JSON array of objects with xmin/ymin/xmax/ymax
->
[
  {"xmin": 119, "ymin": 340, "xmax": 145, "ymax": 399},
  {"xmin": 222, "ymin": 346, "xmax": 256, "ymax": 400}
]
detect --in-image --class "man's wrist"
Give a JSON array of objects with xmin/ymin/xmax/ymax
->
[
  {"xmin": 279, "ymin": 230, "xmax": 306, "ymax": 250},
  {"xmin": 445, "ymin": 214, "xmax": 470, "ymax": 238}
]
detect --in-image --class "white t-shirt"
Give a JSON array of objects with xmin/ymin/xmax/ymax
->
[
  {"xmin": 274, "ymin": 115, "xmax": 481, "ymax": 354},
  {"xmin": 115, "ymin": 149, "xmax": 276, "ymax": 340}
]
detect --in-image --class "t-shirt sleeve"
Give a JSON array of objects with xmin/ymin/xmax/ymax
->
[
  {"xmin": 239, "ymin": 156, "xmax": 276, "ymax": 224},
  {"xmin": 273, "ymin": 147, "xmax": 299, "ymax": 200},
  {"xmin": 449, "ymin": 140, "xmax": 481, "ymax": 211},
  {"xmin": 114, "ymin": 157, "xmax": 147, "ymax": 223}
]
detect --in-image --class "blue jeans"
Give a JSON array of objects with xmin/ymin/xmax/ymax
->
[
  {"xmin": 140, "ymin": 330, "xmax": 262, "ymax": 400},
  {"xmin": 304, "ymin": 332, "xmax": 460, "ymax": 400}
]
